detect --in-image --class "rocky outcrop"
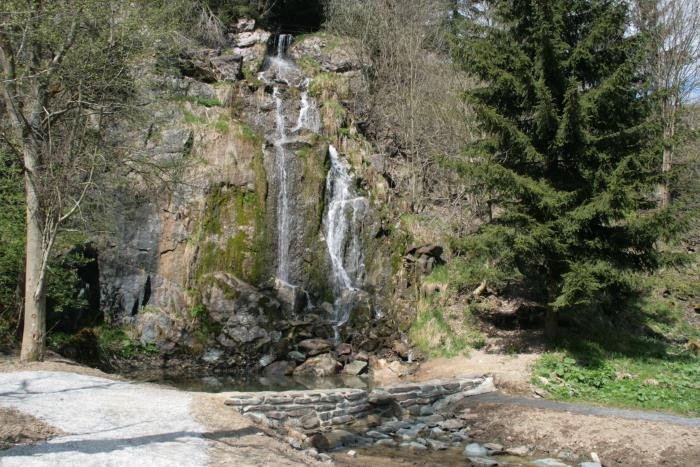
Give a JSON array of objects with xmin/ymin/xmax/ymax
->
[{"xmin": 96, "ymin": 21, "xmax": 410, "ymax": 369}]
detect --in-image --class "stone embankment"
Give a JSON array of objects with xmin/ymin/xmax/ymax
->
[{"xmin": 225, "ymin": 375, "xmax": 495, "ymax": 432}]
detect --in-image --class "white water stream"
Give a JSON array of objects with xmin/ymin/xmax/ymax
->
[
  {"xmin": 262, "ymin": 35, "xmax": 366, "ymax": 331},
  {"xmin": 324, "ymin": 145, "xmax": 368, "ymax": 338}
]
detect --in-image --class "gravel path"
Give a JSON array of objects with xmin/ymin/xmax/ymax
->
[{"xmin": 0, "ymin": 371, "xmax": 211, "ymax": 466}]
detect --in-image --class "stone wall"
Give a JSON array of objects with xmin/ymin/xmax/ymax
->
[{"xmin": 225, "ymin": 375, "xmax": 495, "ymax": 432}]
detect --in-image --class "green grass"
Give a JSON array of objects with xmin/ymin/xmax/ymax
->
[
  {"xmin": 409, "ymin": 302, "xmax": 485, "ymax": 358},
  {"xmin": 183, "ymin": 111, "xmax": 207, "ymax": 125},
  {"xmin": 533, "ymin": 349, "xmax": 699, "ymax": 416}
]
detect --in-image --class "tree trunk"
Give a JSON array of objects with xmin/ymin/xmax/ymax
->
[
  {"xmin": 544, "ymin": 307, "xmax": 558, "ymax": 340},
  {"xmin": 20, "ymin": 146, "xmax": 47, "ymax": 362}
]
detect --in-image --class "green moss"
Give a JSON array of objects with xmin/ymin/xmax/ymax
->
[{"xmin": 192, "ymin": 138, "xmax": 268, "ymax": 286}]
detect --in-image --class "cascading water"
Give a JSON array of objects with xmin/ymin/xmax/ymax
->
[
  {"xmin": 262, "ymin": 34, "xmax": 320, "ymax": 306},
  {"xmin": 261, "ymin": 34, "xmax": 367, "ymax": 330},
  {"xmin": 324, "ymin": 145, "xmax": 368, "ymax": 340}
]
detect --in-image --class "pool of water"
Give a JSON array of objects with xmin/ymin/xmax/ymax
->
[{"xmin": 125, "ymin": 371, "xmax": 369, "ymax": 393}]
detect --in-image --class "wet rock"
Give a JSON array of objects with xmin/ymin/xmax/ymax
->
[
  {"xmin": 288, "ymin": 350, "xmax": 306, "ymax": 362},
  {"xmin": 506, "ymin": 445, "xmax": 530, "ymax": 457},
  {"xmin": 467, "ymin": 458, "xmax": 499, "ymax": 467},
  {"xmin": 484, "ymin": 442, "xmax": 504, "ymax": 454},
  {"xmin": 532, "ymin": 459, "xmax": 570, "ymax": 466},
  {"xmin": 440, "ymin": 419, "xmax": 467, "ymax": 431},
  {"xmin": 354, "ymin": 350, "xmax": 369, "ymax": 361},
  {"xmin": 366, "ymin": 430, "xmax": 390, "ymax": 439},
  {"xmin": 427, "ymin": 439, "xmax": 449, "ymax": 450},
  {"xmin": 293, "ymin": 353, "xmax": 341, "ymax": 377},
  {"xmin": 400, "ymin": 441, "xmax": 427, "ymax": 451},
  {"xmin": 342, "ymin": 360, "xmax": 367, "ymax": 376},
  {"xmin": 336, "ymin": 343, "xmax": 353, "ymax": 355},
  {"xmin": 263, "ymin": 360, "xmax": 294, "ymax": 376},
  {"xmin": 322, "ymin": 430, "xmax": 358, "ymax": 449},
  {"xmin": 578, "ymin": 463, "xmax": 602, "ymax": 467},
  {"xmin": 298, "ymin": 338, "xmax": 332, "ymax": 356},
  {"xmin": 464, "ymin": 443, "xmax": 488, "ymax": 457},
  {"xmin": 375, "ymin": 439, "xmax": 396, "ymax": 447}
]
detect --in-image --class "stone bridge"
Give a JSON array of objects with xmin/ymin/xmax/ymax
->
[{"xmin": 225, "ymin": 375, "xmax": 495, "ymax": 432}]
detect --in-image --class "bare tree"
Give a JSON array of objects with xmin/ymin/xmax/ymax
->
[
  {"xmin": 633, "ymin": 0, "xmax": 700, "ymax": 207},
  {"xmin": 325, "ymin": 0, "xmax": 476, "ymax": 213},
  {"xmin": 0, "ymin": 0, "xmax": 187, "ymax": 361}
]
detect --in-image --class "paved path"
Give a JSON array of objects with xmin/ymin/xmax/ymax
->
[
  {"xmin": 0, "ymin": 371, "xmax": 211, "ymax": 466},
  {"xmin": 468, "ymin": 392, "xmax": 700, "ymax": 428}
]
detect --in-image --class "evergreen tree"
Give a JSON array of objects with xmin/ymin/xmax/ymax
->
[{"xmin": 453, "ymin": 0, "xmax": 678, "ymax": 338}]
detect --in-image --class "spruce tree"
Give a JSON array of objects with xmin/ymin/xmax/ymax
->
[{"xmin": 453, "ymin": 0, "xmax": 676, "ymax": 338}]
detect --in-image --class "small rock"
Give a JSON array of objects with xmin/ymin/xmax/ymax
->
[
  {"xmin": 366, "ymin": 430, "xmax": 390, "ymax": 439},
  {"xmin": 427, "ymin": 439, "xmax": 449, "ymax": 450},
  {"xmin": 484, "ymin": 442, "xmax": 504, "ymax": 454},
  {"xmin": 440, "ymin": 419, "xmax": 467, "ymax": 431},
  {"xmin": 347, "ymin": 450, "xmax": 357, "ymax": 457},
  {"xmin": 464, "ymin": 443, "xmax": 488, "ymax": 457},
  {"xmin": 336, "ymin": 343, "xmax": 353, "ymax": 355},
  {"xmin": 400, "ymin": 441, "xmax": 428, "ymax": 451},
  {"xmin": 579, "ymin": 463, "xmax": 602, "ymax": 467},
  {"xmin": 532, "ymin": 459, "xmax": 570, "ymax": 466},
  {"xmin": 375, "ymin": 439, "xmax": 396, "ymax": 447},
  {"xmin": 467, "ymin": 458, "xmax": 499, "ymax": 467},
  {"xmin": 506, "ymin": 445, "xmax": 530, "ymax": 457},
  {"xmin": 429, "ymin": 427, "xmax": 445, "ymax": 438},
  {"xmin": 288, "ymin": 350, "xmax": 306, "ymax": 362}
]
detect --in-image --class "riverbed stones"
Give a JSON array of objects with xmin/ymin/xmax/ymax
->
[{"xmin": 532, "ymin": 459, "xmax": 570, "ymax": 466}]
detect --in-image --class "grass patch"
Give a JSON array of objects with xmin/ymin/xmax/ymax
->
[
  {"xmin": 409, "ymin": 302, "xmax": 485, "ymax": 358},
  {"xmin": 183, "ymin": 111, "xmax": 207, "ymax": 125},
  {"xmin": 533, "ymin": 349, "xmax": 699, "ymax": 416}
]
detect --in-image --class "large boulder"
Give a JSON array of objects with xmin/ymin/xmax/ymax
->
[
  {"xmin": 297, "ymin": 338, "xmax": 332, "ymax": 356},
  {"xmin": 293, "ymin": 353, "xmax": 341, "ymax": 377}
]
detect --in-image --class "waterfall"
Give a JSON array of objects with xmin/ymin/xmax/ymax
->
[
  {"xmin": 262, "ymin": 34, "xmax": 319, "ymax": 288},
  {"xmin": 272, "ymin": 86, "xmax": 292, "ymax": 282},
  {"xmin": 324, "ymin": 145, "xmax": 368, "ymax": 339}
]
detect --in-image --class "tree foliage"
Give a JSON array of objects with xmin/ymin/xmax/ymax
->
[{"xmin": 453, "ymin": 0, "xmax": 681, "ymax": 336}]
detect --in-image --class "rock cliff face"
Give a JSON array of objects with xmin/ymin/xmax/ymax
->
[{"xmin": 98, "ymin": 20, "xmax": 409, "ymax": 370}]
